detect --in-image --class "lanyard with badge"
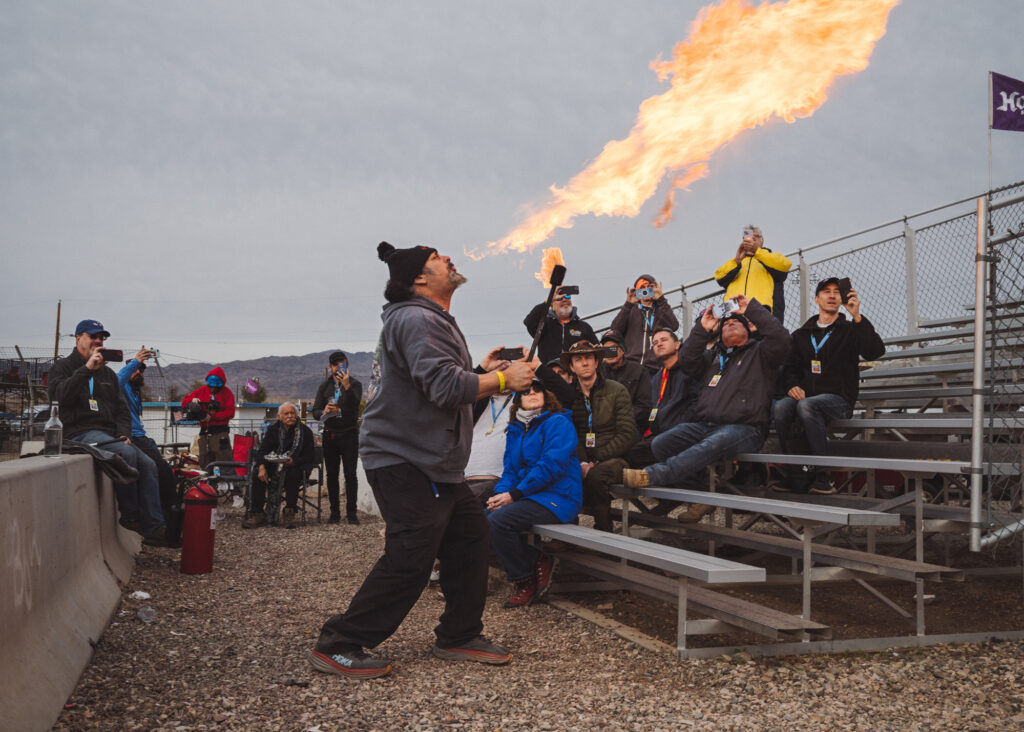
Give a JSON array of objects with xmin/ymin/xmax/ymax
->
[
  {"xmin": 486, "ymin": 396, "xmax": 508, "ymax": 436},
  {"xmin": 584, "ymin": 395, "xmax": 596, "ymax": 447},
  {"xmin": 810, "ymin": 331, "xmax": 831, "ymax": 375},
  {"xmin": 88, "ymin": 377, "xmax": 99, "ymax": 412},
  {"xmin": 708, "ymin": 352, "xmax": 729, "ymax": 387},
  {"xmin": 648, "ymin": 367, "xmax": 670, "ymax": 424}
]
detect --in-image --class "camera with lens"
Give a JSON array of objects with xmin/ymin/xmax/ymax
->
[
  {"xmin": 557, "ymin": 285, "xmax": 579, "ymax": 296},
  {"xmin": 712, "ymin": 299, "xmax": 740, "ymax": 319},
  {"xmin": 635, "ymin": 286, "xmax": 654, "ymax": 299}
]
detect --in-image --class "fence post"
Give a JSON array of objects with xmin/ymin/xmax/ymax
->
[
  {"xmin": 904, "ymin": 221, "xmax": 920, "ymax": 334},
  {"xmin": 798, "ymin": 252, "xmax": 809, "ymax": 324},
  {"xmin": 970, "ymin": 197, "xmax": 989, "ymax": 552},
  {"xmin": 680, "ymin": 286, "xmax": 693, "ymax": 338}
]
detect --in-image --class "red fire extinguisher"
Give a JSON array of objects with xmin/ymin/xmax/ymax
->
[{"xmin": 181, "ymin": 481, "xmax": 219, "ymax": 575}]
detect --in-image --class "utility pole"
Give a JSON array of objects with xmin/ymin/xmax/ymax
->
[{"xmin": 54, "ymin": 300, "xmax": 61, "ymax": 361}]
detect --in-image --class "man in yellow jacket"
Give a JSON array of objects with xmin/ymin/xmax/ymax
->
[{"xmin": 714, "ymin": 225, "xmax": 792, "ymax": 323}]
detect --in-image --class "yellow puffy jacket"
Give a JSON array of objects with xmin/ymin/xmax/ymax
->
[{"xmin": 714, "ymin": 247, "xmax": 792, "ymax": 320}]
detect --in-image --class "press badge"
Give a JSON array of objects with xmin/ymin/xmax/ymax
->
[
  {"xmin": 585, "ymin": 432, "xmax": 596, "ymax": 447},
  {"xmin": 708, "ymin": 374, "xmax": 722, "ymax": 387},
  {"xmin": 811, "ymin": 360, "xmax": 822, "ymax": 374},
  {"xmin": 648, "ymin": 408, "xmax": 658, "ymax": 421},
  {"xmin": 89, "ymin": 398, "xmax": 99, "ymax": 412}
]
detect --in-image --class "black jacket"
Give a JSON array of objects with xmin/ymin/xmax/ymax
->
[
  {"xmin": 524, "ymin": 302, "xmax": 598, "ymax": 365},
  {"xmin": 257, "ymin": 420, "xmax": 315, "ymax": 470},
  {"xmin": 646, "ymin": 353, "xmax": 700, "ymax": 436},
  {"xmin": 783, "ymin": 313, "xmax": 885, "ymax": 409},
  {"xmin": 600, "ymin": 359, "xmax": 651, "ymax": 432},
  {"xmin": 49, "ymin": 349, "xmax": 131, "ymax": 439},
  {"xmin": 680, "ymin": 300, "xmax": 791, "ymax": 429},
  {"xmin": 609, "ymin": 298, "xmax": 680, "ymax": 371},
  {"xmin": 312, "ymin": 376, "xmax": 363, "ymax": 434}
]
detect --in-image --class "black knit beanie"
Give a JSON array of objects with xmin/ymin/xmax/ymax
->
[{"xmin": 377, "ymin": 241, "xmax": 437, "ymax": 300}]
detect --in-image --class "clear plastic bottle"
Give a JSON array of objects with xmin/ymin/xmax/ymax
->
[{"xmin": 43, "ymin": 402, "xmax": 62, "ymax": 457}]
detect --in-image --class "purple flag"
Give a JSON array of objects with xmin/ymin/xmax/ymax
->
[
  {"xmin": 244, "ymin": 379, "xmax": 259, "ymax": 395},
  {"xmin": 991, "ymin": 72, "xmax": 1024, "ymax": 132}
]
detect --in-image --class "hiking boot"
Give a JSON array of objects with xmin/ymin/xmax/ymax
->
[
  {"xmin": 242, "ymin": 511, "xmax": 267, "ymax": 529},
  {"xmin": 504, "ymin": 577, "xmax": 537, "ymax": 608},
  {"xmin": 808, "ymin": 477, "xmax": 838, "ymax": 495},
  {"xmin": 431, "ymin": 635, "xmax": 511, "ymax": 665},
  {"xmin": 347, "ymin": 513, "xmax": 360, "ymax": 525},
  {"xmin": 328, "ymin": 511, "xmax": 341, "ymax": 524},
  {"xmin": 678, "ymin": 503, "xmax": 715, "ymax": 523},
  {"xmin": 308, "ymin": 649, "xmax": 392, "ymax": 680},
  {"xmin": 118, "ymin": 515, "xmax": 144, "ymax": 535},
  {"xmin": 142, "ymin": 527, "xmax": 168, "ymax": 546},
  {"xmin": 622, "ymin": 468, "xmax": 650, "ymax": 489},
  {"xmin": 281, "ymin": 507, "xmax": 297, "ymax": 529},
  {"xmin": 533, "ymin": 553, "xmax": 558, "ymax": 599}
]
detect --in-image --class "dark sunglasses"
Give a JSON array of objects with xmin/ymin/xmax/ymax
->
[
  {"xmin": 518, "ymin": 384, "xmax": 544, "ymax": 396},
  {"xmin": 556, "ymin": 294, "xmax": 572, "ymax": 301}
]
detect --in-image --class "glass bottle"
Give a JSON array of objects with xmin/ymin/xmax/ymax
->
[{"xmin": 43, "ymin": 402, "xmax": 62, "ymax": 457}]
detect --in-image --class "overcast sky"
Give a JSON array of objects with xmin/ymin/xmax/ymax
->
[{"xmin": 2, "ymin": 0, "xmax": 1022, "ymax": 367}]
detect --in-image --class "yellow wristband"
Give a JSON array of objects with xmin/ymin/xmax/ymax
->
[{"xmin": 497, "ymin": 370, "xmax": 506, "ymax": 392}]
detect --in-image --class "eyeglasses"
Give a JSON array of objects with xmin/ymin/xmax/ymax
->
[
  {"xmin": 519, "ymin": 384, "xmax": 544, "ymax": 396},
  {"xmin": 82, "ymin": 334, "xmax": 106, "ymax": 341},
  {"xmin": 556, "ymin": 294, "xmax": 572, "ymax": 301}
]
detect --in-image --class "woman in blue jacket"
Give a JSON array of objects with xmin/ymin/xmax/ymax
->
[{"xmin": 486, "ymin": 379, "xmax": 582, "ymax": 608}]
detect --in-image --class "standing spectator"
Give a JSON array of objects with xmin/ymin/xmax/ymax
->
[
  {"xmin": 181, "ymin": 368, "xmax": 235, "ymax": 467},
  {"xmin": 243, "ymin": 402, "xmax": 314, "ymax": 529},
  {"xmin": 714, "ymin": 225, "xmax": 792, "ymax": 322},
  {"xmin": 49, "ymin": 319, "xmax": 166, "ymax": 544},
  {"xmin": 599, "ymin": 329, "xmax": 651, "ymax": 432},
  {"xmin": 563, "ymin": 341, "xmax": 635, "ymax": 532},
  {"xmin": 524, "ymin": 286, "xmax": 597, "ymax": 364},
  {"xmin": 486, "ymin": 379, "xmax": 581, "ymax": 608},
  {"xmin": 310, "ymin": 241, "xmax": 534, "ymax": 680},
  {"xmin": 773, "ymin": 278, "xmax": 885, "ymax": 494},
  {"xmin": 622, "ymin": 297, "xmax": 790, "ymax": 522},
  {"xmin": 610, "ymin": 274, "xmax": 679, "ymax": 372},
  {"xmin": 118, "ymin": 349, "xmax": 182, "ymax": 543},
  {"xmin": 313, "ymin": 351, "xmax": 363, "ymax": 524}
]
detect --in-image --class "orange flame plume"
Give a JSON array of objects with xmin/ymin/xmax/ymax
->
[
  {"xmin": 535, "ymin": 247, "xmax": 565, "ymax": 288},
  {"xmin": 475, "ymin": 0, "xmax": 899, "ymax": 257}
]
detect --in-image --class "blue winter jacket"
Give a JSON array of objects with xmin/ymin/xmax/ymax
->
[
  {"xmin": 117, "ymin": 359, "xmax": 147, "ymax": 438},
  {"xmin": 493, "ymin": 409, "xmax": 582, "ymax": 523}
]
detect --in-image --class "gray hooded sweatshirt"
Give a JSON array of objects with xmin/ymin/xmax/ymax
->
[{"xmin": 359, "ymin": 295, "xmax": 479, "ymax": 483}]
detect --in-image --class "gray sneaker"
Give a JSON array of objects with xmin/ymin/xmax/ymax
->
[
  {"xmin": 308, "ymin": 649, "xmax": 392, "ymax": 680},
  {"xmin": 431, "ymin": 635, "xmax": 511, "ymax": 665}
]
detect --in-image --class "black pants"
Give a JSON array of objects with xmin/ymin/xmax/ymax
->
[
  {"xmin": 134, "ymin": 435, "xmax": 182, "ymax": 540},
  {"xmin": 316, "ymin": 462, "xmax": 489, "ymax": 652},
  {"xmin": 252, "ymin": 467, "xmax": 304, "ymax": 511},
  {"xmin": 323, "ymin": 429, "xmax": 358, "ymax": 516}
]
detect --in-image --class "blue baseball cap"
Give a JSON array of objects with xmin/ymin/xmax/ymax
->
[{"xmin": 75, "ymin": 319, "xmax": 110, "ymax": 338}]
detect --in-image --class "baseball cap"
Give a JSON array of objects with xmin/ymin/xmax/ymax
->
[{"xmin": 75, "ymin": 319, "xmax": 110, "ymax": 338}]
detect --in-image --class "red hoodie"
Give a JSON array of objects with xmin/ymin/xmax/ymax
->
[{"xmin": 181, "ymin": 367, "xmax": 236, "ymax": 432}]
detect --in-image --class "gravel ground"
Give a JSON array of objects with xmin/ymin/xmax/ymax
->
[{"xmin": 55, "ymin": 505, "xmax": 1024, "ymax": 731}]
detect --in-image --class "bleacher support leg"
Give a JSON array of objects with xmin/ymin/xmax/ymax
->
[{"xmin": 676, "ymin": 577, "xmax": 688, "ymax": 658}]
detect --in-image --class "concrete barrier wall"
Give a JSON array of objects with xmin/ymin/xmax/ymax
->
[{"xmin": 0, "ymin": 455, "xmax": 139, "ymax": 732}]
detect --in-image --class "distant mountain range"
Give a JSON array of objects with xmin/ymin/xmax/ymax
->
[{"xmin": 152, "ymin": 350, "xmax": 373, "ymax": 403}]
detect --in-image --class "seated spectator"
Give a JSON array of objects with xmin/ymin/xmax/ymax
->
[
  {"xmin": 610, "ymin": 274, "xmax": 680, "ymax": 371},
  {"xmin": 773, "ymin": 278, "xmax": 885, "ymax": 494},
  {"xmin": 243, "ymin": 402, "xmax": 314, "ymax": 529},
  {"xmin": 118, "ymin": 349, "xmax": 182, "ymax": 544},
  {"xmin": 563, "ymin": 341, "xmax": 635, "ymax": 532},
  {"xmin": 547, "ymin": 357, "xmax": 573, "ymax": 385},
  {"xmin": 714, "ymin": 226, "xmax": 792, "ymax": 322},
  {"xmin": 49, "ymin": 319, "xmax": 166, "ymax": 544},
  {"xmin": 622, "ymin": 297, "xmax": 790, "ymax": 522},
  {"xmin": 181, "ymin": 367, "xmax": 236, "ymax": 467},
  {"xmin": 599, "ymin": 329, "xmax": 651, "ymax": 432},
  {"xmin": 524, "ymin": 286, "xmax": 597, "ymax": 365},
  {"xmin": 486, "ymin": 379, "xmax": 582, "ymax": 608}
]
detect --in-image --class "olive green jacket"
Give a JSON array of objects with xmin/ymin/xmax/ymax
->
[{"xmin": 569, "ymin": 374, "xmax": 636, "ymax": 463}]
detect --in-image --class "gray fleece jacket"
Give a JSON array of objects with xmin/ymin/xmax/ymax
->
[{"xmin": 358, "ymin": 296, "xmax": 480, "ymax": 483}]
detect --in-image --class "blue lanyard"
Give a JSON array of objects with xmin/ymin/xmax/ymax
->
[
  {"xmin": 642, "ymin": 308, "xmax": 654, "ymax": 330},
  {"xmin": 490, "ymin": 397, "xmax": 508, "ymax": 427},
  {"xmin": 584, "ymin": 396, "xmax": 593, "ymax": 431},
  {"xmin": 810, "ymin": 331, "xmax": 831, "ymax": 356},
  {"xmin": 333, "ymin": 386, "xmax": 341, "ymax": 402},
  {"xmin": 89, "ymin": 377, "xmax": 94, "ymax": 396},
  {"xmin": 717, "ymin": 353, "xmax": 730, "ymax": 373}
]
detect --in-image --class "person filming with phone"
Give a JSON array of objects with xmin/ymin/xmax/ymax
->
[
  {"xmin": 772, "ymin": 278, "xmax": 885, "ymax": 494},
  {"xmin": 610, "ymin": 274, "xmax": 679, "ymax": 372},
  {"xmin": 49, "ymin": 319, "xmax": 167, "ymax": 545},
  {"xmin": 714, "ymin": 225, "xmax": 792, "ymax": 323},
  {"xmin": 312, "ymin": 351, "xmax": 363, "ymax": 524}
]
